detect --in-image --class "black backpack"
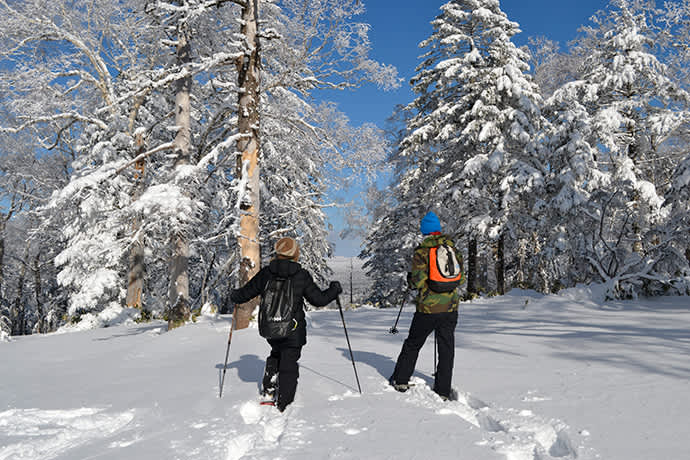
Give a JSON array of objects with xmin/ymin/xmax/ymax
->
[{"xmin": 258, "ymin": 276, "xmax": 297, "ymax": 339}]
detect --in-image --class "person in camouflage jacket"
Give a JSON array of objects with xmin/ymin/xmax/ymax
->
[
  {"xmin": 389, "ymin": 211, "xmax": 464, "ymax": 400},
  {"xmin": 409, "ymin": 233, "xmax": 462, "ymax": 313}
]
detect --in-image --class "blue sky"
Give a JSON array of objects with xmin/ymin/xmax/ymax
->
[{"xmin": 327, "ymin": 0, "xmax": 611, "ymax": 257}]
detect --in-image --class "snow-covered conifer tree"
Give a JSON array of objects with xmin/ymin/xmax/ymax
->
[
  {"xmin": 539, "ymin": 0, "xmax": 690, "ymax": 297},
  {"xmin": 660, "ymin": 1, "xmax": 690, "ymax": 286},
  {"xmin": 364, "ymin": 0, "xmax": 543, "ymax": 297},
  {"xmin": 525, "ymin": 36, "xmax": 582, "ymax": 100}
]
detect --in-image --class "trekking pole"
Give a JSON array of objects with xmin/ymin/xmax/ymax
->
[
  {"xmin": 336, "ymin": 296, "xmax": 362, "ymax": 394},
  {"xmin": 433, "ymin": 331, "xmax": 437, "ymax": 377},
  {"xmin": 389, "ymin": 288, "xmax": 410, "ymax": 334},
  {"xmin": 219, "ymin": 304, "xmax": 238, "ymax": 398}
]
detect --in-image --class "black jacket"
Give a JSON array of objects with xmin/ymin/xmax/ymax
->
[{"xmin": 230, "ymin": 259, "xmax": 339, "ymax": 345}]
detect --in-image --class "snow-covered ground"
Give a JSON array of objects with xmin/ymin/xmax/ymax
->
[{"xmin": 1, "ymin": 262, "xmax": 689, "ymax": 460}]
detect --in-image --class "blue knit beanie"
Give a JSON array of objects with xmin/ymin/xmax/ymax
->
[{"xmin": 420, "ymin": 211, "xmax": 441, "ymax": 235}]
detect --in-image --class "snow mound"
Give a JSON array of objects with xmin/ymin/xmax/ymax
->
[
  {"xmin": 57, "ymin": 304, "xmax": 139, "ymax": 333},
  {"xmin": 556, "ymin": 283, "xmax": 607, "ymax": 303}
]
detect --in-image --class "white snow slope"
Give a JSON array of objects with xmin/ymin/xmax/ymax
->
[{"xmin": 1, "ymin": 275, "xmax": 689, "ymax": 460}]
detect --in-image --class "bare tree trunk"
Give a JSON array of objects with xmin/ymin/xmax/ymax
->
[
  {"xmin": 234, "ymin": 0, "xmax": 262, "ymax": 330},
  {"xmin": 350, "ymin": 258, "xmax": 354, "ymax": 305},
  {"xmin": 495, "ymin": 234, "xmax": 505, "ymax": 295},
  {"xmin": 479, "ymin": 249, "xmax": 488, "ymax": 294},
  {"xmin": 466, "ymin": 238, "xmax": 477, "ymax": 299},
  {"xmin": 168, "ymin": 235, "xmax": 190, "ymax": 329},
  {"xmin": 127, "ymin": 236, "xmax": 145, "ymax": 308},
  {"xmin": 221, "ymin": 282, "xmax": 233, "ymax": 315},
  {"xmin": 167, "ymin": 14, "xmax": 192, "ymax": 330},
  {"xmin": 0, "ymin": 219, "xmax": 6, "ymax": 299},
  {"xmin": 12, "ymin": 243, "xmax": 30, "ymax": 335},
  {"xmin": 33, "ymin": 253, "xmax": 43, "ymax": 334},
  {"xmin": 199, "ymin": 252, "xmax": 215, "ymax": 309},
  {"xmin": 126, "ymin": 133, "xmax": 146, "ymax": 309}
]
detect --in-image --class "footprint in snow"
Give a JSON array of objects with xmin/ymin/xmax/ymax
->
[
  {"xmin": 226, "ymin": 432, "xmax": 257, "ymax": 460},
  {"xmin": 226, "ymin": 400, "xmax": 291, "ymax": 460},
  {"xmin": 388, "ymin": 377, "xmax": 582, "ymax": 460},
  {"xmin": 0, "ymin": 407, "xmax": 135, "ymax": 460}
]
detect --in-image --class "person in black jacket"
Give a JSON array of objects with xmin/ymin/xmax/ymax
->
[{"xmin": 230, "ymin": 237, "xmax": 342, "ymax": 412}]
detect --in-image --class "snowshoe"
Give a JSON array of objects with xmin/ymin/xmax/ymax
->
[
  {"xmin": 435, "ymin": 387, "xmax": 459, "ymax": 402},
  {"xmin": 389, "ymin": 377, "xmax": 410, "ymax": 393},
  {"xmin": 260, "ymin": 388, "xmax": 276, "ymax": 403}
]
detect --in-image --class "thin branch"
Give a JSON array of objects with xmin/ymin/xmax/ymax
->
[
  {"xmin": 115, "ymin": 142, "xmax": 176, "ymax": 175},
  {"xmin": 1, "ymin": 113, "xmax": 107, "ymax": 134}
]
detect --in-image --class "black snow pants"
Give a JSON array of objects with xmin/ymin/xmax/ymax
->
[
  {"xmin": 391, "ymin": 310, "xmax": 458, "ymax": 398},
  {"xmin": 264, "ymin": 334, "xmax": 302, "ymax": 412}
]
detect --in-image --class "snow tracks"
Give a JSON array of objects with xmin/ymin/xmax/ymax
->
[
  {"xmin": 222, "ymin": 376, "xmax": 592, "ymax": 460},
  {"xmin": 0, "ymin": 407, "xmax": 135, "ymax": 460},
  {"xmin": 392, "ymin": 377, "xmax": 587, "ymax": 460},
  {"xmin": 224, "ymin": 399, "xmax": 310, "ymax": 460}
]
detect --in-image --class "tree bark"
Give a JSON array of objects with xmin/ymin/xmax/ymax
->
[
  {"xmin": 200, "ymin": 252, "xmax": 215, "ymax": 309},
  {"xmin": 0, "ymin": 219, "xmax": 5, "ymax": 299},
  {"xmin": 466, "ymin": 238, "xmax": 477, "ymax": 299},
  {"xmin": 479, "ymin": 249, "xmax": 488, "ymax": 294},
  {"xmin": 167, "ymin": 12, "xmax": 192, "ymax": 330},
  {"xmin": 495, "ymin": 234, "xmax": 505, "ymax": 295},
  {"xmin": 33, "ymin": 253, "xmax": 43, "ymax": 334},
  {"xmin": 234, "ymin": 0, "xmax": 262, "ymax": 330},
  {"xmin": 12, "ymin": 243, "xmax": 30, "ymax": 335},
  {"xmin": 168, "ymin": 234, "xmax": 190, "ymax": 329},
  {"xmin": 126, "ymin": 133, "xmax": 146, "ymax": 309}
]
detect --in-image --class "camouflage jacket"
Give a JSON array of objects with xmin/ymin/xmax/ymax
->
[{"xmin": 409, "ymin": 234, "xmax": 464, "ymax": 314}]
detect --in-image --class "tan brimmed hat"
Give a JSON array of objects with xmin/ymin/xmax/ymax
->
[{"xmin": 275, "ymin": 237, "xmax": 300, "ymax": 260}]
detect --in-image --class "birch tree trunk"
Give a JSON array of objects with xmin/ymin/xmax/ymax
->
[
  {"xmin": 234, "ymin": 0, "xmax": 262, "ymax": 330},
  {"xmin": 167, "ymin": 15, "xmax": 192, "ymax": 330}
]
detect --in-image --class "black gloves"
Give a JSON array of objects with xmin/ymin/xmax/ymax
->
[
  {"xmin": 229, "ymin": 289, "xmax": 240, "ymax": 303},
  {"xmin": 329, "ymin": 280, "xmax": 343, "ymax": 295},
  {"xmin": 406, "ymin": 271, "xmax": 414, "ymax": 289}
]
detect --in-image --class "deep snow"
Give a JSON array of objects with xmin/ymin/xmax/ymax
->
[{"xmin": 1, "ymin": 258, "xmax": 689, "ymax": 460}]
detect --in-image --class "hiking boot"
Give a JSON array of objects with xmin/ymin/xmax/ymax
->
[
  {"xmin": 434, "ymin": 388, "xmax": 458, "ymax": 402},
  {"xmin": 389, "ymin": 377, "xmax": 409, "ymax": 393},
  {"xmin": 262, "ymin": 357, "xmax": 279, "ymax": 397}
]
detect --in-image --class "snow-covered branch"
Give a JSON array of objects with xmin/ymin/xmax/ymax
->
[{"xmin": 1, "ymin": 113, "xmax": 108, "ymax": 133}]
